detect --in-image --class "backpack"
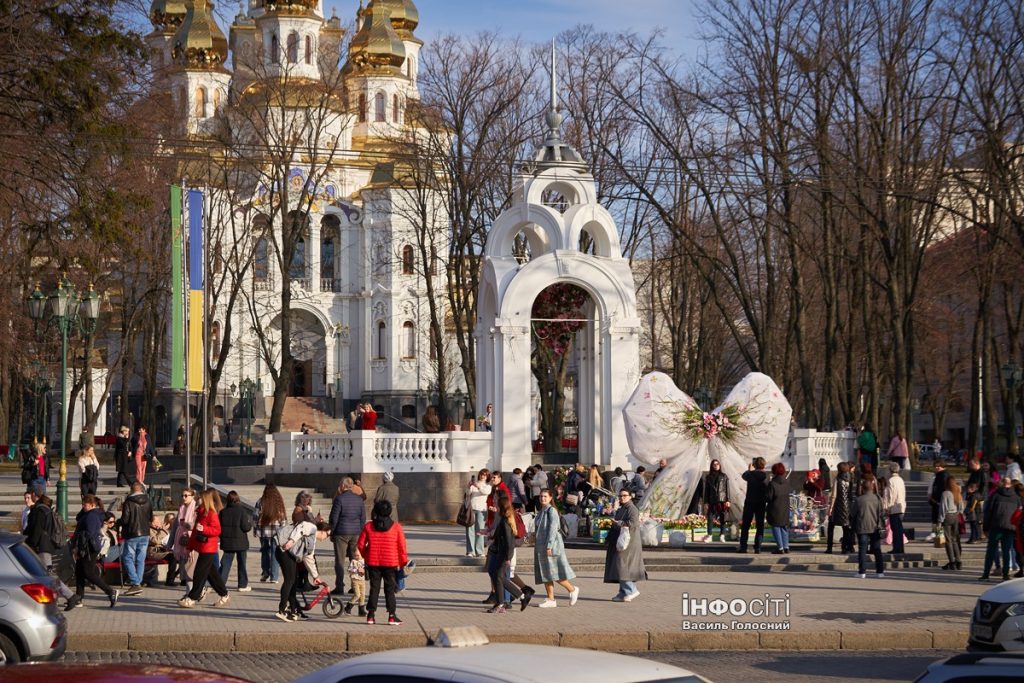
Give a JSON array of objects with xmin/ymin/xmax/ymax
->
[
  {"xmin": 49, "ymin": 508, "xmax": 67, "ymax": 549},
  {"xmin": 275, "ymin": 523, "xmax": 295, "ymax": 549},
  {"xmin": 558, "ymin": 513, "xmax": 571, "ymax": 540}
]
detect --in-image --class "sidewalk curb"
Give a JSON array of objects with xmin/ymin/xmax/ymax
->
[{"xmin": 67, "ymin": 629, "xmax": 968, "ymax": 654}]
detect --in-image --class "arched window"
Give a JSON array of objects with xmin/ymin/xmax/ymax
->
[
  {"xmin": 290, "ymin": 236, "xmax": 306, "ymax": 280},
  {"xmin": 270, "ymin": 34, "xmax": 279, "ymax": 64},
  {"xmin": 194, "ymin": 87, "xmax": 207, "ymax": 117},
  {"xmin": 254, "ymin": 237, "xmax": 269, "ymax": 283},
  {"xmin": 392, "ymin": 94, "xmax": 400, "ymax": 123},
  {"xmin": 320, "ymin": 215, "xmax": 339, "ymax": 287},
  {"xmin": 358, "ymin": 93, "xmax": 366, "ymax": 122},
  {"xmin": 407, "ymin": 56, "xmax": 415, "ymax": 80},
  {"xmin": 304, "ymin": 35, "xmax": 312, "ymax": 64},
  {"xmin": 287, "ymin": 32, "xmax": 299, "ymax": 63},
  {"xmin": 213, "ymin": 89, "xmax": 221, "ymax": 112},
  {"xmin": 376, "ymin": 321, "xmax": 386, "ymax": 359},
  {"xmin": 211, "ymin": 321, "xmax": 221, "ymax": 361},
  {"xmin": 402, "ymin": 321, "xmax": 415, "ymax": 358},
  {"xmin": 401, "ymin": 244, "xmax": 415, "ymax": 275},
  {"xmin": 374, "ymin": 91, "xmax": 386, "ymax": 122}
]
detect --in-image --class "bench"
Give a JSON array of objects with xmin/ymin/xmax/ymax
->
[{"xmin": 100, "ymin": 556, "xmax": 171, "ymax": 585}]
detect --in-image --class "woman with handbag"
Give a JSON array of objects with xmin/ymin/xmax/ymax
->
[
  {"xmin": 172, "ymin": 489, "xmax": 197, "ymax": 589},
  {"xmin": 465, "ymin": 469, "xmax": 491, "ymax": 558},
  {"xmin": 485, "ymin": 496, "xmax": 530, "ymax": 613},
  {"xmin": 178, "ymin": 488, "xmax": 230, "ymax": 608},
  {"xmin": 604, "ymin": 488, "xmax": 645, "ymax": 602}
]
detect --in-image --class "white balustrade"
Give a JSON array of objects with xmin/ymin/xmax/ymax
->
[{"xmin": 782, "ymin": 428, "xmax": 856, "ymax": 471}]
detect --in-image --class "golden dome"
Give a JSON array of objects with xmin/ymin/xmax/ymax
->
[
  {"xmin": 150, "ymin": 0, "xmax": 188, "ymax": 31},
  {"xmin": 172, "ymin": 0, "xmax": 229, "ymax": 70},
  {"xmin": 378, "ymin": 0, "xmax": 418, "ymax": 38},
  {"xmin": 347, "ymin": 2, "xmax": 406, "ymax": 75}
]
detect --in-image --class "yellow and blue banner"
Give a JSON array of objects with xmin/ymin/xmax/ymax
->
[
  {"xmin": 187, "ymin": 189, "xmax": 204, "ymax": 392},
  {"xmin": 170, "ymin": 185, "xmax": 185, "ymax": 390}
]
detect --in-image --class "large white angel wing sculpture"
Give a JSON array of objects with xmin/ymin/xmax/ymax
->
[{"xmin": 623, "ymin": 372, "xmax": 793, "ymax": 520}]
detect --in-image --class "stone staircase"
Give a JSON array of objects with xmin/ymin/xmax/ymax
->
[
  {"xmin": 281, "ymin": 397, "xmax": 347, "ymax": 434},
  {"xmin": 905, "ymin": 481, "xmax": 933, "ymax": 524}
]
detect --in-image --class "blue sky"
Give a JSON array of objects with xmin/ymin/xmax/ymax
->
[{"xmin": 406, "ymin": 0, "xmax": 705, "ymax": 60}]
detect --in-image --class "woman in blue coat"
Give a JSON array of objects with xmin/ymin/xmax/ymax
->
[{"xmin": 532, "ymin": 489, "xmax": 578, "ymax": 608}]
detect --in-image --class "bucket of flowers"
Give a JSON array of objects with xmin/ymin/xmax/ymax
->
[
  {"xmin": 592, "ymin": 516, "xmax": 613, "ymax": 544},
  {"xmin": 663, "ymin": 514, "xmax": 708, "ymax": 544}
]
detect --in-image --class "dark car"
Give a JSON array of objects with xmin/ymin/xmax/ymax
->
[{"xmin": 0, "ymin": 531, "xmax": 66, "ymax": 664}]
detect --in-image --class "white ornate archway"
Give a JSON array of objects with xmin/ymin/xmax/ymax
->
[{"xmin": 476, "ymin": 53, "xmax": 641, "ymax": 470}]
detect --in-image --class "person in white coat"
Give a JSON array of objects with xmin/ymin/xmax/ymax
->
[{"xmin": 882, "ymin": 462, "xmax": 907, "ymax": 554}]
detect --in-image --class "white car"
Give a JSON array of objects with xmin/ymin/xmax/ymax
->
[
  {"xmin": 296, "ymin": 629, "xmax": 711, "ymax": 683},
  {"xmin": 914, "ymin": 653, "xmax": 1024, "ymax": 681},
  {"xmin": 970, "ymin": 578, "xmax": 1024, "ymax": 651}
]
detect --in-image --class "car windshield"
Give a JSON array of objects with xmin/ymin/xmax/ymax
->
[{"xmin": 9, "ymin": 541, "xmax": 49, "ymax": 578}]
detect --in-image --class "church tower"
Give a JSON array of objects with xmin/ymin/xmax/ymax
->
[
  {"xmin": 146, "ymin": 0, "xmax": 188, "ymax": 85},
  {"xmin": 169, "ymin": 0, "xmax": 232, "ymax": 137},
  {"xmin": 250, "ymin": 0, "xmax": 325, "ymax": 81}
]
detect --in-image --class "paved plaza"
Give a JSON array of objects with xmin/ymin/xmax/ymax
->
[{"xmin": 63, "ymin": 524, "xmax": 981, "ymax": 654}]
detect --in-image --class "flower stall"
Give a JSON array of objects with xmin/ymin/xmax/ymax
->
[
  {"xmin": 789, "ymin": 492, "xmax": 826, "ymax": 542},
  {"xmin": 639, "ymin": 514, "xmax": 707, "ymax": 546}
]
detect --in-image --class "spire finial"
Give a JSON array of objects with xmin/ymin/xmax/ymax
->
[{"xmin": 544, "ymin": 39, "xmax": 563, "ymax": 140}]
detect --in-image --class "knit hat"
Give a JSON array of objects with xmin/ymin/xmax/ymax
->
[{"xmin": 383, "ymin": 471, "xmax": 394, "ymax": 483}]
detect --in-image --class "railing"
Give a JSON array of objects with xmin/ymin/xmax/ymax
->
[
  {"xmin": 782, "ymin": 428, "xmax": 857, "ymax": 471},
  {"xmin": 254, "ymin": 277, "xmax": 274, "ymax": 291},
  {"xmin": 320, "ymin": 278, "xmax": 340, "ymax": 292},
  {"xmin": 269, "ymin": 429, "xmax": 493, "ymax": 474}
]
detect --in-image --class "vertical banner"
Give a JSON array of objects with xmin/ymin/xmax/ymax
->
[
  {"xmin": 170, "ymin": 185, "xmax": 185, "ymax": 390},
  {"xmin": 187, "ymin": 189, "xmax": 205, "ymax": 393}
]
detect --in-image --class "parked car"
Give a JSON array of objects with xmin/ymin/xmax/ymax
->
[
  {"xmin": 296, "ymin": 630, "xmax": 710, "ymax": 683},
  {"xmin": 918, "ymin": 444, "xmax": 941, "ymax": 461},
  {"xmin": 915, "ymin": 653, "xmax": 1024, "ymax": 681},
  {"xmin": 0, "ymin": 531, "xmax": 66, "ymax": 664},
  {"xmin": 969, "ymin": 577, "xmax": 1024, "ymax": 651},
  {"xmin": 3, "ymin": 663, "xmax": 252, "ymax": 682}
]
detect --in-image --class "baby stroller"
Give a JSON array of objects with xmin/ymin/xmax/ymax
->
[{"xmin": 579, "ymin": 484, "xmax": 615, "ymax": 536}]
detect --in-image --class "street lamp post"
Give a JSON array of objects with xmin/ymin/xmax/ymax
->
[
  {"xmin": 27, "ymin": 277, "xmax": 100, "ymax": 519},
  {"xmin": 1002, "ymin": 361, "xmax": 1022, "ymax": 456}
]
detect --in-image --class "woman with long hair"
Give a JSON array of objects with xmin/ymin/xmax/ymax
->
[
  {"xmin": 533, "ymin": 488, "xmax": 578, "ymax": 608},
  {"xmin": 702, "ymin": 460, "xmax": 729, "ymax": 541},
  {"xmin": 357, "ymin": 499, "xmax": 408, "ymax": 625},
  {"xmin": 178, "ymin": 488, "xmax": 230, "ymax": 608},
  {"xmin": 485, "ymin": 497, "xmax": 528, "ymax": 613},
  {"xmin": 941, "ymin": 477, "xmax": 964, "ymax": 570},
  {"xmin": 172, "ymin": 489, "xmax": 197, "ymax": 589},
  {"xmin": 254, "ymin": 484, "xmax": 287, "ymax": 583},
  {"xmin": 65, "ymin": 494, "xmax": 118, "ymax": 610},
  {"xmin": 465, "ymin": 469, "xmax": 491, "ymax": 557},
  {"xmin": 219, "ymin": 490, "xmax": 252, "ymax": 591},
  {"xmin": 77, "ymin": 445, "xmax": 100, "ymax": 497}
]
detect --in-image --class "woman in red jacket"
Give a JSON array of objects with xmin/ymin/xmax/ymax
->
[
  {"xmin": 178, "ymin": 488, "xmax": 230, "ymax": 608},
  {"xmin": 357, "ymin": 499, "xmax": 407, "ymax": 625}
]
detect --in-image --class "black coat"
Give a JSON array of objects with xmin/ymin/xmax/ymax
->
[
  {"xmin": 218, "ymin": 501, "xmax": 252, "ymax": 552},
  {"xmin": 930, "ymin": 470, "xmax": 949, "ymax": 504},
  {"xmin": 831, "ymin": 473, "xmax": 853, "ymax": 526},
  {"xmin": 119, "ymin": 492, "xmax": 153, "ymax": 539},
  {"xmin": 984, "ymin": 487, "xmax": 1020, "ymax": 532},
  {"xmin": 765, "ymin": 475, "xmax": 790, "ymax": 527},
  {"xmin": 25, "ymin": 501, "xmax": 56, "ymax": 554},
  {"xmin": 114, "ymin": 435, "xmax": 131, "ymax": 473},
  {"xmin": 703, "ymin": 471, "xmax": 729, "ymax": 505},
  {"xmin": 742, "ymin": 470, "xmax": 769, "ymax": 506}
]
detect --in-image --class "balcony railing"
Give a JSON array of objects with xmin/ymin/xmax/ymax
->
[
  {"xmin": 254, "ymin": 277, "xmax": 274, "ymax": 291},
  {"xmin": 320, "ymin": 278, "xmax": 341, "ymax": 292}
]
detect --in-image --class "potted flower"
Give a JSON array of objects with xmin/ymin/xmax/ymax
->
[{"xmin": 592, "ymin": 516, "xmax": 613, "ymax": 544}]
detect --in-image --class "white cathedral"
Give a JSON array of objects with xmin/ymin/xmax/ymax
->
[{"xmin": 141, "ymin": 0, "xmax": 446, "ymax": 441}]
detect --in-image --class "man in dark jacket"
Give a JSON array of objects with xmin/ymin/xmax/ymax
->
[
  {"xmin": 329, "ymin": 477, "xmax": 366, "ymax": 595},
  {"xmin": 114, "ymin": 426, "xmax": 131, "ymax": 487},
  {"xmin": 24, "ymin": 492, "xmax": 57, "ymax": 567},
  {"xmin": 981, "ymin": 477, "xmax": 1020, "ymax": 581},
  {"xmin": 119, "ymin": 481, "xmax": 153, "ymax": 595},
  {"xmin": 738, "ymin": 457, "xmax": 769, "ymax": 553}
]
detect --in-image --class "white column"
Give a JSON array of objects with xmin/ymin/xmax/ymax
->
[
  {"xmin": 494, "ymin": 323, "xmax": 531, "ymax": 472},
  {"xmin": 309, "ymin": 218, "xmax": 320, "ymax": 293}
]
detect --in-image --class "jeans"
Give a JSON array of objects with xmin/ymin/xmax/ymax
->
[
  {"xmin": 857, "ymin": 531, "xmax": 884, "ymax": 575},
  {"xmin": 220, "ymin": 550, "xmax": 249, "ymax": 588},
  {"xmin": 618, "ymin": 580, "xmax": 637, "ymax": 597},
  {"xmin": 969, "ymin": 520, "xmax": 981, "ymax": 542},
  {"xmin": 889, "ymin": 513, "xmax": 905, "ymax": 554},
  {"xmin": 771, "ymin": 526, "xmax": 789, "ymax": 550},
  {"xmin": 942, "ymin": 515, "xmax": 961, "ymax": 565},
  {"xmin": 367, "ymin": 566, "xmax": 398, "ymax": 617},
  {"xmin": 984, "ymin": 529, "xmax": 1014, "ymax": 577},
  {"xmin": 122, "ymin": 535, "xmax": 150, "ymax": 586},
  {"xmin": 739, "ymin": 505, "xmax": 765, "ymax": 551},
  {"xmin": 260, "ymin": 537, "xmax": 280, "ymax": 581},
  {"xmin": 706, "ymin": 503, "xmax": 727, "ymax": 537},
  {"xmin": 333, "ymin": 535, "xmax": 358, "ymax": 590},
  {"xmin": 466, "ymin": 511, "xmax": 486, "ymax": 556}
]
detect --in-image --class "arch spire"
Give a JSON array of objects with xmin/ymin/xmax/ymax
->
[{"xmin": 532, "ymin": 39, "xmax": 585, "ymax": 172}]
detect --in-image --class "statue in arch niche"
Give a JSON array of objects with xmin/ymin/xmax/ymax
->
[{"xmin": 623, "ymin": 372, "xmax": 793, "ymax": 520}]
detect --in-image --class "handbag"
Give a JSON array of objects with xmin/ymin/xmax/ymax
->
[
  {"xmin": 193, "ymin": 531, "xmax": 209, "ymax": 543},
  {"xmin": 616, "ymin": 526, "xmax": 631, "ymax": 551},
  {"xmin": 565, "ymin": 493, "xmax": 579, "ymax": 506},
  {"xmin": 456, "ymin": 500, "xmax": 473, "ymax": 527}
]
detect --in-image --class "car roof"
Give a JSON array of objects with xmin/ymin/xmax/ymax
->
[
  {"xmin": 313, "ymin": 644, "xmax": 698, "ymax": 683},
  {"xmin": 0, "ymin": 531, "xmax": 24, "ymax": 548}
]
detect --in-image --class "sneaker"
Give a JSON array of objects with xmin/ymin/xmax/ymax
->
[
  {"xmin": 109, "ymin": 590, "xmax": 119, "ymax": 608},
  {"xmin": 213, "ymin": 594, "xmax": 230, "ymax": 607},
  {"xmin": 286, "ymin": 610, "xmax": 300, "ymax": 622},
  {"xmin": 177, "ymin": 597, "xmax": 196, "ymax": 608},
  {"xmin": 569, "ymin": 587, "xmax": 580, "ymax": 606},
  {"xmin": 856, "ymin": 573, "xmax": 867, "ymax": 579},
  {"xmin": 124, "ymin": 585, "xmax": 143, "ymax": 596},
  {"xmin": 623, "ymin": 591, "xmax": 640, "ymax": 602},
  {"xmin": 260, "ymin": 575, "xmax": 270, "ymax": 583},
  {"xmin": 703, "ymin": 536, "xmax": 712, "ymax": 543},
  {"xmin": 481, "ymin": 593, "xmax": 497, "ymax": 604},
  {"xmin": 388, "ymin": 614, "xmax": 403, "ymax": 625},
  {"xmin": 520, "ymin": 590, "xmax": 533, "ymax": 611},
  {"xmin": 979, "ymin": 574, "xmax": 991, "ymax": 582},
  {"xmin": 537, "ymin": 599, "xmax": 557, "ymax": 608},
  {"xmin": 296, "ymin": 610, "xmax": 310, "ymax": 620},
  {"xmin": 198, "ymin": 587, "xmax": 209, "ymax": 603},
  {"xmin": 274, "ymin": 611, "xmax": 292, "ymax": 622},
  {"xmin": 875, "ymin": 573, "xmax": 886, "ymax": 578},
  {"xmin": 238, "ymin": 586, "xmax": 252, "ymax": 592},
  {"xmin": 366, "ymin": 614, "xmax": 376, "ymax": 625},
  {"xmin": 611, "ymin": 594, "xmax": 626, "ymax": 602},
  {"xmin": 64, "ymin": 595, "xmax": 83, "ymax": 611}
]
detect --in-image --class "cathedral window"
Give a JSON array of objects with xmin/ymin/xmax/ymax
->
[
  {"xmin": 320, "ymin": 215, "xmax": 339, "ymax": 285},
  {"xmin": 401, "ymin": 244, "xmax": 414, "ymax": 275},
  {"xmin": 374, "ymin": 91, "xmax": 386, "ymax": 122},
  {"xmin": 270, "ymin": 34, "xmax": 279, "ymax": 64},
  {"xmin": 304, "ymin": 35, "xmax": 312, "ymax": 64},
  {"xmin": 254, "ymin": 236, "xmax": 269, "ymax": 283},
  {"xmin": 213, "ymin": 89, "xmax": 222, "ymax": 113},
  {"xmin": 194, "ymin": 87, "xmax": 207, "ymax": 117},
  {"xmin": 358, "ymin": 94, "xmax": 366, "ymax": 122},
  {"xmin": 402, "ymin": 321, "xmax": 415, "ymax": 358},
  {"xmin": 290, "ymin": 236, "xmax": 306, "ymax": 280},
  {"xmin": 287, "ymin": 32, "xmax": 299, "ymax": 63},
  {"xmin": 211, "ymin": 321, "xmax": 221, "ymax": 362},
  {"xmin": 376, "ymin": 321, "xmax": 386, "ymax": 359},
  {"xmin": 392, "ymin": 94, "xmax": 400, "ymax": 123}
]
